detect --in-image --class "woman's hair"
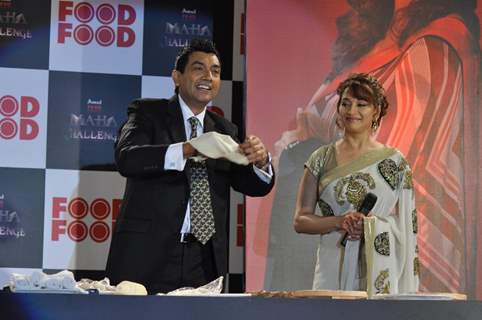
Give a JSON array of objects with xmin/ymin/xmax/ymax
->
[
  {"xmin": 335, "ymin": 73, "xmax": 389, "ymax": 128},
  {"xmin": 394, "ymin": 0, "xmax": 480, "ymax": 48},
  {"xmin": 328, "ymin": 0, "xmax": 394, "ymax": 81},
  {"xmin": 327, "ymin": 0, "xmax": 480, "ymax": 81}
]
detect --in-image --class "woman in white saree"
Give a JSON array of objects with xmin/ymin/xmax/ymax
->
[{"xmin": 294, "ymin": 74, "xmax": 419, "ymax": 296}]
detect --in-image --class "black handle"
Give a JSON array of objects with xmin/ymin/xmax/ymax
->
[{"xmin": 340, "ymin": 193, "xmax": 377, "ymax": 246}]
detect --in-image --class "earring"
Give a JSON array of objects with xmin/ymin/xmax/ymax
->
[
  {"xmin": 371, "ymin": 120, "xmax": 378, "ymax": 130},
  {"xmin": 335, "ymin": 115, "xmax": 345, "ymax": 129}
]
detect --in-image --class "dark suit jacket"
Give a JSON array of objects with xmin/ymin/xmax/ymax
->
[{"xmin": 105, "ymin": 96, "xmax": 274, "ymax": 292}]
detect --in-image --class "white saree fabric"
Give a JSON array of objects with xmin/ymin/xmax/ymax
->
[{"xmin": 305, "ymin": 144, "xmax": 419, "ymax": 295}]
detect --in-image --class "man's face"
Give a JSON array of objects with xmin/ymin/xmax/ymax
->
[{"xmin": 172, "ymin": 51, "xmax": 221, "ymax": 111}]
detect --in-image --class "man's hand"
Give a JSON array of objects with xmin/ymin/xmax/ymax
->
[
  {"xmin": 182, "ymin": 142, "xmax": 197, "ymax": 159},
  {"xmin": 239, "ymin": 135, "xmax": 269, "ymax": 168}
]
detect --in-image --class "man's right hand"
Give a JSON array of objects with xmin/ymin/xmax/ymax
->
[{"xmin": 182, "ymin": 142, "xmax": 197, "ymax": 159}]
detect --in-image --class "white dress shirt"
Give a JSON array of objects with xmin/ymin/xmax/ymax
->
[{"xmin": 164, "ymin": 95, "xmax": 273, "ymax": 241}]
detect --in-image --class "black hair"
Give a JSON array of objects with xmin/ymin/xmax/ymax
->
[
  {"xmin": 327, "ymin": 0, "xmax": 480, "ymax": 81},
  {"xmin": 395, "ymin": 0, "xmax": 480, "ymax": 48},
  {"xmin": 174, "ymin": 38, "xmax": 221, "ymax": 73}
]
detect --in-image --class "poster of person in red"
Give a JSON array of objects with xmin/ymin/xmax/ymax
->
[{"xmin": 246, "ymin": 0, "xmax": 482, "ymax": 298}]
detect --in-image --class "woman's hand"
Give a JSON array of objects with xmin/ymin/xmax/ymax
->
[{"xmin": 340, "ymin": 211, "xmax": 365, "ymax": 241}]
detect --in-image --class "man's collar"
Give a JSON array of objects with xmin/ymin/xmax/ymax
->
[{"xmin": 178, "ymin": 94, "xmax": 207, "ymax": 127}]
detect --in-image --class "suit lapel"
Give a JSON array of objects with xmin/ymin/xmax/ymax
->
[
  {"xmin": 203, "ymin": 111, "xmax": 223, "ymax": 170},
  {"xmin": 165, "ymin": 96, "xmax": 187, "ymax": 143},
  {"xmin": 203, "ymin": 110, "xmax": 217, "ymax": 134}
]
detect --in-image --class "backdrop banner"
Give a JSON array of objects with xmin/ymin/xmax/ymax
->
[
  {"xmin": 246, "ymin": 0, "xmax": 482, "ymax": 298},
  {"xmin": 0, "ymin": 0, "xmax": 248, "ymax": 289}
]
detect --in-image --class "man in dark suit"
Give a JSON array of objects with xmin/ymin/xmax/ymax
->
[{"xmin": 105, "ymin": 39, "xmax": 274, "ymax": 294}]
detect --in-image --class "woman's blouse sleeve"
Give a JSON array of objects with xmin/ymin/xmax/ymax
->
[{"xmin": 304, "ymin": 145, "xmax": 329, "ymax": 179}]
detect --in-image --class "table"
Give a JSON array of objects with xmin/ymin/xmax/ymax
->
[{"xmin": 1, "ymin": 292, "xmax": 482, "ymax": 320}]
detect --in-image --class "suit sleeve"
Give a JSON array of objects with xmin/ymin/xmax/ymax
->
[
  {"xmin": 230, "ymin": 164, "xmax": 275, "ymax": 197},
  {"xmin": 115, "ymin": 100, "xmax": 171, "ymax": 178}
]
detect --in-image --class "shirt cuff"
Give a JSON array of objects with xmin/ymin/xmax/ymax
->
[
  {"xmin": 164, "ymin": 142, "xmax": 187, "ymax": 171},
  {"xmin": 253, "ymin": 153, "xmax": 273, "ymax": 184}
]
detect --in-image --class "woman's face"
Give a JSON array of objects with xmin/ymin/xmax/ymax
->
[{"xmin": 338, "ymin": 88, "xmax": 379, "ymax": 134}]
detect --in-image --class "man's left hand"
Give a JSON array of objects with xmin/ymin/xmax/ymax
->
[{"xmin": 239, "ymin": 135, "xmax": 269, "ymax": 168}]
